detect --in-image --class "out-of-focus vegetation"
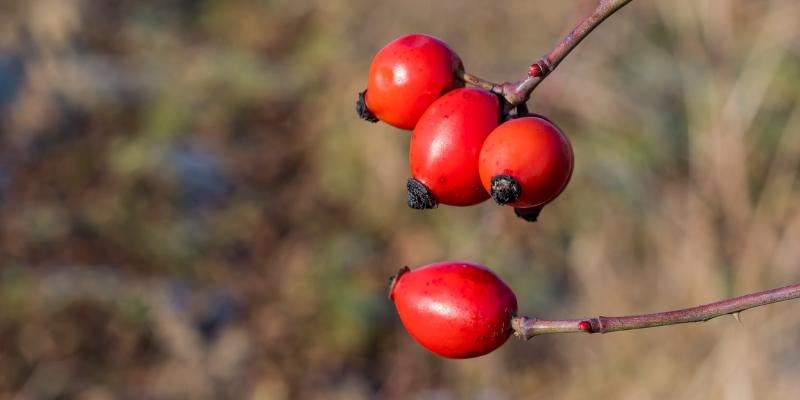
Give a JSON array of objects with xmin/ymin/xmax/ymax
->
[{"xmin": 1, "ymin": 0, "xmax": 800, "ymax": 398}]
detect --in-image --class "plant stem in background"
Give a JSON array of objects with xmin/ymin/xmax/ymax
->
[
  {"xmin": 461, "ymin": 0, "xmax": 634, "ymax": 105},
  {"xmin": 512, "ymin": 282, "xmax": 800, "ymax": 339}
]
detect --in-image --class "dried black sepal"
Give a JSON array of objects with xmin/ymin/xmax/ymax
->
[
  {"xmin": 356, "ymin": 90, "xmax": 379, "ymax": 123},
  {"xmin": 490, "ymin": 174, "xmax": 522, "ymax": 205},
  {"xmin": 514, "ymin": 206, "xmax": 543, "ymax": 222},
  {"xmin": 407, "ymin": 178, "xmax": 437, "ymax": 209}
]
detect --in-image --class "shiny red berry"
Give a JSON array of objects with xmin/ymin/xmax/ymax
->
[
  {"xmin": 407, "ymin": 88, "xmax": 499, "ymax": 209},
  {"xmin": 362, "ymin": 34, "xmax": 464, "ymax": 130},
  {"xmin": 389, "ymin": 261, "xmax": 518, "ymax": 359},
  {"xmin": 479, "ymin": 116, "xmax": 574, "ymax": 208}
]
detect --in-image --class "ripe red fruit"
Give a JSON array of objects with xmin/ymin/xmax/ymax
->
[
  {"xmin": 408, "ymin": 87, "xmax": 499, "ymax": 209},
  {"xmin": 479, "ymin": 116, "xmax": 574, "ymax": 209},
  {"xmin": 360, "ymin": 34, "xmax": 464, "ymax": 130},
  {"xmin": 389, "ymin": 261, "xmax": 518, "ymax": 359}
]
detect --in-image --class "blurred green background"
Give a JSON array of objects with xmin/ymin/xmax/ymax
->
[{"xmin": 1, "ymin": 0, "xmax": 800, "ymax": 398}]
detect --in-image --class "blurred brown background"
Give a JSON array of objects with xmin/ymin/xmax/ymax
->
[{"xmin": 1, "ymin": 0, "xmax": 800, "ymax": 399}]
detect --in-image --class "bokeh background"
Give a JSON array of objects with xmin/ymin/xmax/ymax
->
[{"xmin": 1, "ymin": 0, "xmax": 800, "ymax": 398}]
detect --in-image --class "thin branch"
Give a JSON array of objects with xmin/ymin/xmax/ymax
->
[
  {"xmin": 460, "ymin": 0, "xmax": 800, "ymax": 341},
  {"xmin": 512, "ymin": 282, "xmax": 800, "ymax": 339},
  {"xmin": 461, "ymin": 0, "xmax": 634, "ymax": 106},
  {"xmin": 460, "ymin": 71, "xmax": 501, "ymax": 94}
]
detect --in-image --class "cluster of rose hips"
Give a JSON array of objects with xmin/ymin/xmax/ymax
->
[
  {"xmin": 357, "ymin": 34, "xmax": 576, "ymax": 358},
  {"xmin": 357, "ymin": 34, "xmax": 574, "ymax": 222}
]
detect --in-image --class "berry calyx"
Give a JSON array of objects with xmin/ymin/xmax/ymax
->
[
  {"xmin": 514, "ymin": 206, "xmax": 543, "ymax": 222},
  {"xmin": 490, "ymin": 174, "xmax": 522, "ymax": 204},
  {"xmin": 479, "ymin": 116, "xmax": 574, "ymax": 209},
  {"xmin": 356, "ymin": 90, "xmax": 378, "ymax": 123},
  {"xmin": 361, "ymin": 34, "xmax": 464, "ymax": 130},
  {"xmin": 390, "ymin": 261, "xmax": 518, "ymax": 359},
  {"xmin": 406, "ymin": 177, "xmax": 437, "ymax": 210},
  {"xmin": 409, "ymin": 87, "xmax": 499, "ymax": 208}
]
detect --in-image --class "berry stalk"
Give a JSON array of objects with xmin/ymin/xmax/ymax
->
[
  {"xmin": 461, "ymin": 0, "xmax": 635, "ymax": 105},
  {"xmin": 513, "ymin": 282, "xmax": 800, "ymax": 339}
]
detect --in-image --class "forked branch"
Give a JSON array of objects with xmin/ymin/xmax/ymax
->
[
  {"xmin": 462, "ymin": 0, "xmax": 634, "ymax": 105},
  {"xmin": 512, "ymin": 282, "xmax": 800, "ymax": 339},
  {"xmin": 490, "ymin": 0, "xmax": 800, "ymax": 340}
]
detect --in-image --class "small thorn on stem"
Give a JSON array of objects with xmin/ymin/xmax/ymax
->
[
  {"xmin": 357, "ymin": 90, "xmax": 379, "ymax": 123},
  {"xmin": 514, "ymin": 206, "xmax": 543, "ymax": 222},
  {"xmin": 733, "ymin": 312, "xmax": 742, "ymax": 324},
  {"xmin": 407, "ymin": 178, "xmax": 437, "ymax": 209},
  {"xmin": 490, "ymin": 175, "xmax": 521, "ymax": 205}
]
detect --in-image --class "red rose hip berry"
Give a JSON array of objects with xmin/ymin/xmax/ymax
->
[
  {"xmin": 407, "ymin": 87, "xmax": 499, "ymax": 209},
  {"xmin": 389, "ymin": 261, "xmax": 518, "ymax": 359},
  {"xmin": 479, "ymin": 116, "xmax": 574, "ymax": 210},
  {"xmin": 358, "ymin": 34, "xmax": 464, "ymax": 130}
]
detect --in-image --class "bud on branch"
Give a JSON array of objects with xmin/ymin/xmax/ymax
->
[
  {"xmin": 461, "ymin": 0, "xmax": 634, "ymax": 106},
  {"xmin": 513, "ymin": 283, "xmax": 800, "ymax": 339}
]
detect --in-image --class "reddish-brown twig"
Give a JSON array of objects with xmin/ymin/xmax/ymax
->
[
  {"xmin": 462, "ymin": 0, "xmax": 800, "ymax": 339},
  {"xmin": 513, "ymin": 283, "xmax": 800, "ymax": 339},
  {"xmin": 461, "ymin": 0, "xmax": 634, "ymax": 106}
]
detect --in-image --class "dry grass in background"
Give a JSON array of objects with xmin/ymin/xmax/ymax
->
[{"xmin": 1, "ymin": 0, "xmax": 800, "ymax": 398}]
